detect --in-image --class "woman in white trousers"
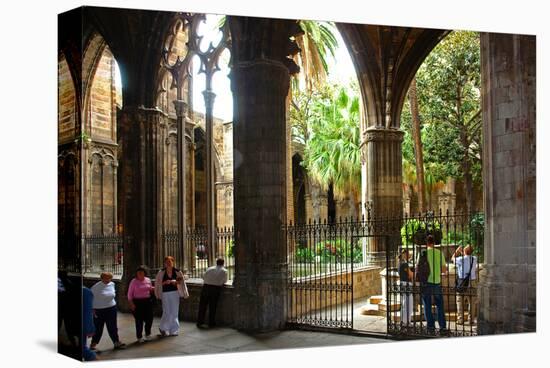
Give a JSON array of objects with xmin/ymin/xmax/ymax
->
[
  {"xmin": 398, "ymin": 249, "xmax": 414, "ymax": 325},
  {"xmin": 155, "ymin": 256, "xmax": 185, "ymax": 336}
]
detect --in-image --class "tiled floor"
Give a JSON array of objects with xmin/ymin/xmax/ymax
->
[{"xmin": 83, "ymin": 313, "xmax": 386, "ymax": 361}]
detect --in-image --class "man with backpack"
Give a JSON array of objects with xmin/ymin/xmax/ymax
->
[
  {"xmin": 452, "ymin": 245, "xmax": 478, "ymax": 325},
  {"xmin": 416, "ymin": 234, "xmax": 447, "ymax": 334}
]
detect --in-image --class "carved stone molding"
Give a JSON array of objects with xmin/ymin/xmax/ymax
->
[
  {"xmin": 173, "ymin": 99, "xmax": 188, "ymax": 118},
  {"xmin": 58, "ymin": 149, "xmax": 79, "ymax": 167},
  {"xmin": 362, "ymin": 128, "xmax": 404, "ymax": 143}
]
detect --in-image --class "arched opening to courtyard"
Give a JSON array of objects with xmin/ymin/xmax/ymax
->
[{"xmin": 58, "ymin": 9, "xmax": 535, "ymax": 357}]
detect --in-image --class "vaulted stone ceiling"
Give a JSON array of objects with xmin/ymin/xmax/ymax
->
[
  {"xmin": 60, "ymin": 7, "xmax": 450, "ymax": 124},
  {"xmin": 82, "ymin": 7, "xmax": 175, "ymax": 107},
  {"xmin": 337, "ymin": 24, "xmax": 449, "ymax": 129}
]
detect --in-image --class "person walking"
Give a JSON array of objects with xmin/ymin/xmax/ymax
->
[
  {"xmin": 452, "ymin": 245, "xmax": 478, "ymax": 325},
  {"xmin": 197, "ymin": 258, "xmax": 228, "ymax": 328},
  {"xmin": 155, "ymin": 256, "xmax": 187, "ymax": 336},
  {"xmin": 128, "ymin": 265, "xmax": 155, "ymax": 343},
  {"xmin": 418, "ymin": 234, "xmax": 447, "ymax": 334},
  {"xmin": 90, "ymin": 272, "xmax": 126, "ymax": 351},
  {"xmin": 58, "ymin": 271, "xmax": 79, "ymax": 348}
]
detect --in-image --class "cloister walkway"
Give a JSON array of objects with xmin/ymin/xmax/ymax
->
[{"xmin": 78, "ymin": 313, "xmax": 386, "ymax": 360}]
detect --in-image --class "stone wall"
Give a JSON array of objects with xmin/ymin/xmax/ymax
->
[
  {"xmin": 58, "ymin": 55, "xmax": 76, "ymax": 143},
  {"xmin": 85, "ymin": 46, "xmax": 120, "ymax": 234},
  {"xmin": 291, "ymin": 266, "xmax": 382, "ymax": 317},
  {"xmin": 478, "ymin": 32, "xmax": 536, "ymax": 334},
  {"xmin": 90, "ymin": 47, "xmax": 118, "ymax": 141}
]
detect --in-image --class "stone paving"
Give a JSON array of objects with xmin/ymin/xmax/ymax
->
[{"xmin": 85, "ymin": 313, "xmax": 386, "ymax": 361}]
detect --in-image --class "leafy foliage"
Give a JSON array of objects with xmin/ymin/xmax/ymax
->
[
  {"xmin": 400, "ymin": 218, "xmax": 442, "ymax": 245},
  {"xmin": 225, "ymin": 240, "xmax": 235, "ymax": 258},
  {"xmin": 295, "ymin": 247, "xmax": 315, "ymax": 263},
  {"xmin": 401, "ymin": 31, "xmax": 482, "ymax": 205},
  {"xmin": 313, "ymin": 239, "xmax": 362, "ymax": 263},
  {"xmin": 291, "ymin": 84, "xmax": 361, "ymax": 200},
  {"xmin": 293, "ymin": 21, "xmax": 338, "ymax": 91}
]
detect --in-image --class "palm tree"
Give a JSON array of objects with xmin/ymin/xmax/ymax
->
[
  {"xmin": 217, "ymin": 17, "xmax": 337, "ymax": 88},
  {"xmin": 302, "ymin": 87, "xmax": 361, "ymax": 206},
  {"xmin": 292, "ymin": 21, "xmax": 338, "ymax": 91}
]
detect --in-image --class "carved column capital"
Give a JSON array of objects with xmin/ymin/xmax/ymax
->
[
  {"xmin": 363, "ymin": 128, "xmax": 404, "ymax": 143},
  {"xmin": 172, "ymin": 99, "xmax": 188, "ymax": 118},
  {"xmin": 202, "ymin": 90, "xmax": 217, "ymax": 106}
]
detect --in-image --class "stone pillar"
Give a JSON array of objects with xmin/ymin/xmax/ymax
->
[
  {"xmin": 117, "ymin": 106, "xmax": 164, "ymax": 308},
  {"xmin": 304, "ymin": 192, "xmax": 313, "ymax": 222},
  {"xmin": 403, "ymin": 185, "xmax": 412, "ymax": 215},
  {"xmin": 478, "ymin": 33, "xmax": 536, "ymax": 334},
  {"xmin": 231, "ymin": 60, "xmax": 290, "ymax": 331},
  {"xmin": 308, "ymin": 180, "xmax": 328, "ymax": 221},
  {"xmin": 228, "ymin": 17, "xmax": 301, "ymax": 332},
  {"xmin": 363, "ymin": 128, "xmax": 404, "ymax": 264}
]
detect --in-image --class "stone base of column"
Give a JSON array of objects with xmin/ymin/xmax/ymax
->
[
  {"xmin": 478, "ymin": 264, "xmax": 536, "ymax": 334},
  {"xmin": 233, "ymin": 265, "xmax": 288, "ymax": 332}
]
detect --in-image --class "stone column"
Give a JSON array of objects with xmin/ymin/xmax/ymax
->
[
  {"xmin": 363, "ymin": 128, "xmax": 404, "ymax": 264},
  {"xmin": 308, "ymin": 180, "xmax": 328, "ymax": 221},
  {"xmin": 478, "ymin": 33, "xmax": 536, "ymax": 334},
  {"xmin": 304, "ymin": 192, "xmax": 313, "ymax": 222},
  {"xmin": 231, "ymin": 60, "xmax": 290, "ymax": 331},
  {"xmin": 117, "ymin": 106, "xmax": 164, "ymax": 309},
  {"xmin": 228, "ymin": 17, "xmax": 301, "ymax": 332}
]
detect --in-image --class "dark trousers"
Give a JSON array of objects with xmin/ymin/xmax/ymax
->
[
  {"xmin": 421, "ymin": 283, "xmax": 447, "ymax": 330},
  {"xmin": 133, "ymin": 298, "xmax": 154, "ymax": 338},
  {"xmin": 197, "ymin": 284, "xmax": 222, "ymax": 326},
  {"xmin": 91, "ymin": 306, "xmax": 119, "ymax": 344}
]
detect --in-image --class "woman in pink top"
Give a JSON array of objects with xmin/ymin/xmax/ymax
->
[{"xmin": 127, "ymin": 265, "xmax": 155, "ymax": 343}]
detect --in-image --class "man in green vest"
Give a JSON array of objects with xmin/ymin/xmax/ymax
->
[{"xmin": 421, "ymin": 234, "xmax": 447, "ymax": 334}]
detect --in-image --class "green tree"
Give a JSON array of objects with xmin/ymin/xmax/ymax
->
[
  {"xmin": 220, "ymin": 16, "xmax": 337, "ymax": 92},
  {"xmin": 293, "ymin": 21, "xmax": 338, "ymax": 91},
  {"xmin": 401, "ymin": 30, "xmax": 481, "ymax": 213},
  {"xmin": 294, "ymin": 85, "xmax": 361, "ymax": 208},
  {"xmin": 408, "ymin": 77, "xmax": 426, "ymax": 212}
]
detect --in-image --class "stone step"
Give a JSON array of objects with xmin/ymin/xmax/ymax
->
[
  {"xmin": 359, "ymin": 304, "xmax": 385, "ymax": 316},
  {"xmin": 367, "ymin": 295, "xmax": 384, "ymax": 305},
  {"xmin": 393, "ymin": 311, "xmax": 470, "ymax": 322},
  {"xmin": 377, "ymin": 300, "xmax": 401, "ymax": 312}
]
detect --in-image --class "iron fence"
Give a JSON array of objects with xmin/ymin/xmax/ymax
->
[
  {"xmin": 161, "ymin": 227, "xmax": 235, "ymax": 281},
  {"xmin": 284, "ymin": 211, "xmax": 484, "ymax": 336},
  {"xmin": 82, "ymin": 233, "xmax": 124, "ymax": 277},
  {"xmin": 285, "ymin": 217, "xmax": 378, "ymax": 330},
  {"xmin": 59, "ymin": 233, "xmax": 125, "ymax": 277}
]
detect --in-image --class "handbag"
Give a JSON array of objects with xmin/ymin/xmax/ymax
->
[
  {"xmin": 455, "ymin": 256, "xmax": 474, "ymax": 293},
  {"xmin": 176, "ymin": 272, "xmax": 190, "ymax": 299}
]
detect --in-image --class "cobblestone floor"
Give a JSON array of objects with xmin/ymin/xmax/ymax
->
[{"xmin": 72, "ymin": 312, "xmax": 386, "ymax": 361}]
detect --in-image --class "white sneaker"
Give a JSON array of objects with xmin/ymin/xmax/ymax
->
[
  {"xmin": 137, "ymin": 338, "xmax": 145, "ymax": 343},
  {"xmin": 144, "ymin": 335, "xmax": 153, "ymax": 342}
]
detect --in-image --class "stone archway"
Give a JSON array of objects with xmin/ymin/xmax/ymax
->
[{"xmin": 58, "ymin": 8, "xmax": 536, "ymax": 334}]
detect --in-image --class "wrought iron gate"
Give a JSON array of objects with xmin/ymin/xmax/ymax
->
[
  {"xmin": 386, "ymin": 212, "xmax": 483, "ymax": 338},
  {"xmin": 285, "ymin": 218, "xmax": 392, "ymax": 332},
  {"xmin": 285, "ymin": 211, "xmax": 483, "ymax": 337},
  {"xmin": 286, "ymin": 220, "xmax": 355, "ymax": 330}
]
